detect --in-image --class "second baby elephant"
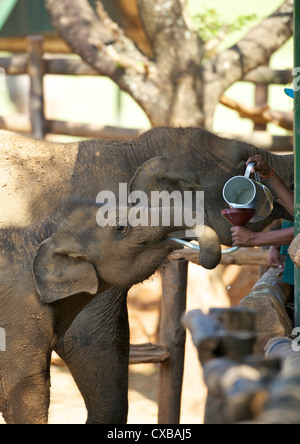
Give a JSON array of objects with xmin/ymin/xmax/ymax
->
[{"xmin": 0, "ymin": 200, "xmax": 200, "ymax": 424}]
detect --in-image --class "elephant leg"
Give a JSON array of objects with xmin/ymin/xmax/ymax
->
[
  {"xmin": 55, "ymin": 287, "xmax": 129, "ymax": 424},
  {"xmin": 2, "ymin": 353, "xmax": 52, "ymax": 424},
  {"xmin": 0, "ymin": 289, "xmax": 54, "ymax": 424},
  {"xmin": 0, "ymin": 323, "xmax": 53, "ymax": 423}
]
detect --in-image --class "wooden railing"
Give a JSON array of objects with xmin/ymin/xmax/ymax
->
[
  {"xmin": 0, "ymin": 35, "xmax": 294, "ymax": 151},
  {"xmin": 150, "ymin": 247, "xmax": 269, "ymax": 423}
]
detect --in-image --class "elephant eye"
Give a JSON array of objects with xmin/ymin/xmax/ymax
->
[{"xmin": 116, "ymin": 224, "xmax": 129, "ymax": 238}]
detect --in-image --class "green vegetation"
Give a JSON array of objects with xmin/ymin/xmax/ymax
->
[{"xmin": 193, "ymin": 8, "xmax": 257, "ymax": 45}]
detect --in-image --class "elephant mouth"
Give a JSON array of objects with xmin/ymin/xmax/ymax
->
[
  {"xmin": 167, "ymin": 227, "xmax": 201, "ymax": 251},
  {"xmin": 167, "ymin": 237, "xmax": 200, "ymax": 251}
]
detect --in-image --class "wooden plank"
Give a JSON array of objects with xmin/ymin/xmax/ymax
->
[
  {"xmin": 240, "ymin": 267, "xmax": 292, "ymax": 354},
  {"xmin": 0, "ymin": 115, "xmax": 144, "ymax": 140},
  {"xmin": 0, "ymin": 54, "xmax": 28, "ymax": 74},
  {"xmin": 129, "ymin": 343, "xmax": 170, "ymax": 364},
  {"xmin": 220, "ymin": 131, "xmax": 294, "ymax": 152},
  {"xmin": 0, "ymin": 52, "xmax": 292, "ymax": 84},
  {"xmin": 158, "ymin": 259, "xmax": 188, "ymax": 424},
  {"xmin": 254, "ymin": 66, "xmax": 268, "ymax": 132},
  {"xmin": 48, "ymin": 120, "xmax": 144, "ymax": 139},
  {"xmin": 0, "ymin": 114, "xmax": 30, "ymax": 132},
  {"xmin": 0, "ymin": 35, "xmax": 71, "ymax": 53},
  {"xmin": 27, "ymin": 35, "xmax": 45, "ymax": 138},
  {"xmin": 169, "ymin": 247, "xmax": 269, "ymax": 267},
  {"xmin": 0, "ymin": 114, "xmax": 293, "ymax": 151},
  {"xmin": 0, "ymin": 55, "xmax": 99, "ymax": 76},
  {"xmin": 244, "ymin": 66, "xmax": 292, "ymax": 85}
]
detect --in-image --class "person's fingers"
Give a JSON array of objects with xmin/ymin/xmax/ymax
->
[{"xmin": 246, "ymin": 155, "xmax": 261, "ymax": 166}]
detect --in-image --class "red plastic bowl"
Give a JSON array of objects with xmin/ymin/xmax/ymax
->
[{"xmin": 221, "ymin": 208, "xmax": 256, "ymax": 226}]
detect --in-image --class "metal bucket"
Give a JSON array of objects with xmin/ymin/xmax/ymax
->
[{"xmin": 222, "ymin": 163, "xmax": 273, "ymax": 223}]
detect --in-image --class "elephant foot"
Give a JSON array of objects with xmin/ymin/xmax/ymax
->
[{"xmin": 2, "ymin": 374, "xmax": 50, "ymax": 424}]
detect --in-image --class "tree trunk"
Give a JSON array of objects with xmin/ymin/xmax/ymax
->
[{"xmin": 45, "ymin": 0, "xmax": 293, "ymax": 129}]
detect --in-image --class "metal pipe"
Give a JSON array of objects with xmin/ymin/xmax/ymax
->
[
  {"xmin": 221, "ymin": 246, "xmax": 239, "ymax": 254},
  {"xmin": 168, "ymin": 238, "xmax": 201, "ymax": 251},
  {"xmin": 169, "ymin": 237, "xmax": 239, "ymax": 255}
]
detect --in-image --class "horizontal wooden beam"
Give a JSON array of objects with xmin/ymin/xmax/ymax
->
[
  {"xmin": 0, "ymin": 35, "xmax": 71, "ymax": 54},
  {"xmin": 0, "ymin": 54, "xmax": 99, "ymax": 76},
  {"xmin": 0, "ymin": 115, "xmax": 293, "ymax": 151},
  {"xmin": 0, "ymin": 53, "xmax": 292, "ymax": 86},
  {"xmin": 244, "ymin": 66, "xmax": 292, "ymax": 85},
  {"xmin": 51, "ymin": 343, "xmax": 170, "ymax": 366},
  {"xmin": 48, "ymin": 120, "xmax": 144, "ymax": 139},
  {"xmin": 220, "ymin": 131, "xmax": 294, "ymax": 153},
  {"xmin": 129, "ymin": 343, "xmax": 170, "ymax": 364},
  {"xmin": 0, "ymin": 114, "xmax": 144, "ymax": 140},
  {"xmin": 169, "ymin": 247, "xmax": 269, "ymax": 267}
]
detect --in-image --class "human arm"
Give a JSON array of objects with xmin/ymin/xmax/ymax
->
[
  {"xmin": 231, "ymin": 225, "xmax": 295, "ymax": 248},
  {"xmin": 246, "ymin": 155, "xmax": 294, "ymax": 216},
  {"xmin": 268, "ymin": 245, "xmax": 284, "ymax": 269}
]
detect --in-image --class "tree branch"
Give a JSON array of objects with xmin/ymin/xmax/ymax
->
[
  {"xmin": 220, "ymin": 95, "xmax": 293, "ymax": 131},
  {"xmin": 204, "ymin": 0, "xmax": 293, "ymax": 99},
  {"xmin": 45, "ymin": 0, "xmax": 171, "ymax": 125},
  {"xmin": 114, "ymin": 0, "xmax": 153, "ymax": 58},
  {"xmin": 45, "ymin": 1, "xmax": 155, "ymax": 86},
  {"xmin": 138, "ymin": 0, "xmax": 204, "ymax": 68},
  {"xmin": 45, "ymin": 0, "xmax": 294, "ymax": 129},
  {"xmin": 137, "ymin": 0, "xmax": 205, "ymax": 125}
]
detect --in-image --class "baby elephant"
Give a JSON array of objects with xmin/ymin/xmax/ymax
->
[{"xmin": 0, "ymin": 201, "xmax": 200, "ymax": 424}]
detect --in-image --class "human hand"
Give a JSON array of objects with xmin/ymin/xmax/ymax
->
[
  {"xmin": 246, "ymin": 155, "xmax": 273, "ymax": 178},
  {"xmin": 268, "ymin": 246, "xmax": 284, "ymax": 269},
  {"xmin": 231, "ymin": 226, "xmax": 255, "ymax": 247}
]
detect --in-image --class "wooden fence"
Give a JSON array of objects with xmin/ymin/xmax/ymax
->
[
  {"xmin": 185, "ymin": 306, "xmax": 300, "ymax": 424},
  {"xmin": 0, "ymin": 35, "xmax": 294, "ymax": 151},
  {"xmin": 183, "ymin": 304, "xmax": 300, "ymax": 425},
  {"xmin": 152, "ymin": 248, "xmax": 269, "ymax": 423}
]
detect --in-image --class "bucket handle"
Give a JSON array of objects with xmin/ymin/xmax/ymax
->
[{"xmin": 244, "ymin": 162, "xmax": 260, "ymax": 183}]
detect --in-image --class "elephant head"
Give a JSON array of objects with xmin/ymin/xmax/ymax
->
[
  {"xmin": 129, "ymin": 145, "xmax": 294, "ymax": 270},
  {"xmin": 129, "ymin": 155, "xmax": 222, "ymax": 269},
  {"xmin": 33, "ymin": 202, "xmax": 202, "ymax": 303}
]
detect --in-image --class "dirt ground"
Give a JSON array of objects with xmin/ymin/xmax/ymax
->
[{"xmin": 0, "ymin": 262, "xmax": 259, "ymax": 425}]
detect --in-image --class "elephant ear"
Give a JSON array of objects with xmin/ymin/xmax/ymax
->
[
  {"xmin": 129, "ymin": 156, "xmax": 192, "ymax": 196},
  {"xmin": 33, "ymin": 235, "xmax": 99, "ymax": 304}
]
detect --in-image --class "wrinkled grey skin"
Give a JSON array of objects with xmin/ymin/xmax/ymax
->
[
  {"xmin": 0, "ymin": 128, "xmax": 293, "ymax": 424},
  {"xmin": 0, "ymin": 201, "xmax": 196, "ymax": 424}
]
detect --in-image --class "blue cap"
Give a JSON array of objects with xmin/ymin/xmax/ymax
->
[{"xmin": 284, "ymin": 88, "xmax": 294, "ymax": 99}]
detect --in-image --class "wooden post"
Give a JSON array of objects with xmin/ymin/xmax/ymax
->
[
  {"xmin": 239, "ymin": 267, "xmax": 292, "ymax": 354},
  {"xmin": 254, "ymin": 82, "xmax": 268, "ymax": 131},
  {"xmin": 27, "ymin": 35, "xmax": 46, "ymax": 138},
  {"xmin": 253, "ymin": 63, "xmax": 270, "ymax": 278},
  {"xmin": 158, "ymin": 259, "xmax": 188, "ymax": 424}
]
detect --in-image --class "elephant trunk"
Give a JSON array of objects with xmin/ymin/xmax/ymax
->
[
  {"xmin": 146, "ymin": 206, "xmax": 203, "ymax": 237},
  {"xmin": 130, "ymin": 206, "xmax": 200, "ymax": 241},
  {"xmin": 164, "ymin": 207, "xmax": 221, "ymax": 270},
  {"xmin": 130, "ymin": 206, "xmax": 221, "ymax": 270},
  {"xmin": 149, "ymin": 207, "xmax": 221, "ymax": 269},
  {"xmin": 197, "ymin": 225, "xmax": 221, "ymax": 270}
]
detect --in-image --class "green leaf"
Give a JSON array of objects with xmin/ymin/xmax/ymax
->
[{"xmin": 193, "ymin": 8, "xmax": 257, "ymax": 43}]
